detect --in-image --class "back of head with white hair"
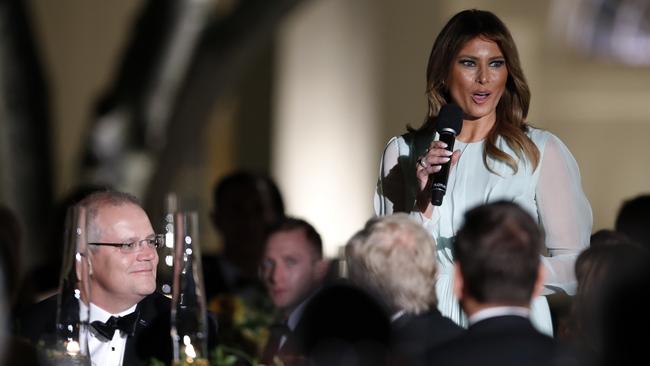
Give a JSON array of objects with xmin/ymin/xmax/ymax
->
[{"xmin": 345, "ymin": 213, "xmax": 438, "ymax": 314}]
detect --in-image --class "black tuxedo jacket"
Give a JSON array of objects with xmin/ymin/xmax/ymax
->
[
  {"xmin": 16, "ymin": 292, "xmax": 215, "ymax": 366},
  {"xmin": 427, "ymin": 315, "xmax": 577, "ymax": 366},
  {"xmin": 296, "ymin": 282, "xmax": 392, "ymax": 366},
  {"xmin": 390, "ymin": 309, "xmax": 464, "ymax": 366},
  {"xmin": 262, "ymin": 282, "xmax": 393, "ymax": 366}
]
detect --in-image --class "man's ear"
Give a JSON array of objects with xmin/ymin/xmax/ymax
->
[
  {"xmin": 532, "ymin": 264, "xmax": 546, "ymax": 299},
  {"xmin": 87, "ymin": 249, "xmax": 95, "ymax": 277},
  {"xmin": 76, "ymin": 255, "xmax": 83, "ymax": 280},
  {"xmin": 453, "ymin": 262, "xmax": 464, "ymax": 300},
  {"xmin": 315, "ymin": 258, "xmax": 330, "ymax": 282},
  {"xmin": 75, "ymin": 252, "xmax": 92, "ymax": 304}
]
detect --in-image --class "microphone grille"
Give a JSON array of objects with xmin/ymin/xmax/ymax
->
[{"xmin": 436, "ymin": 104, "xmax": 463, "ymax": 135}]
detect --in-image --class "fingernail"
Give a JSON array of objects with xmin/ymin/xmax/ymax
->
[
  {"xmin": 439, "ymin": 142, "xmax": 448, "ymax": 148},
  {"xmin": 441, "ymin": 157, "xmax": 450, "ymax": 162},
  {"xmin": 444, "ymin": 150, "xmax": 453, "ymax": 156}
]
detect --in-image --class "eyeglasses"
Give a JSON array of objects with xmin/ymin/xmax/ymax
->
[{"xmin": 88, "ymin": 235, "xmax": 164, "ymax": 253}]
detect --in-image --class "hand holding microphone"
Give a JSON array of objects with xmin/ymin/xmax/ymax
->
[{"xmin": 415, "ymin": 103, "xmax": 463, "ymax": 206}]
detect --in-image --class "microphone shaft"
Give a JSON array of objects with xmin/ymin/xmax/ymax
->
[{"xmin": 431, "ymin": 131, "xmax": 456, "ymax": 206}]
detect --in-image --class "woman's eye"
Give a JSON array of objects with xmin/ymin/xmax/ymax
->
[
  {"xmin": 122, "ymin": 242, "xmax": 135, "ymax": 249},
  {"xmin": 490, "ymin": 59, "xmax": 505, "ymax": 67},
  {"xmin": 459, "ymin": 59, "xmax": 475, "ymax": 67}
]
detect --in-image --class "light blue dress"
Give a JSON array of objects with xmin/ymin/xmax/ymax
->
[{"xmin": 374, "ymin": 127, "xmax": 592, "ymax": 335}]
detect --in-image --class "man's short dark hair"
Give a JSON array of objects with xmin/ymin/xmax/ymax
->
[
  {"xmin": 454, "ymin": 201, "xmax": 542, "ymax": 305},
  {"xmin": 266, "ymin": 217, "xmax": 323, "ymax": 259},
  {"xmin": 212, "ymin": 171, "xmax": 285, "ymax": 218}
]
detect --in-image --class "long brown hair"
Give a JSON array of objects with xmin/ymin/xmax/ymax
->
[{"xmin": 415, "ymin": 9, "xmax": 539, "ymax": 173}]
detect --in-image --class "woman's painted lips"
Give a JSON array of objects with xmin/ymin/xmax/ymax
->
[{"xmin": 472, "ymin": 91, "xmax": 491, "ymax": 103}]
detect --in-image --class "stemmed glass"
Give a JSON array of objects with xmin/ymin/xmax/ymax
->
[
  {"xmin": 46, "ymin": 205, "xmax": 91, "ymax": 365},
  {"xmin": 170, "ymin": 211, "xmax": 209, "ymax": 366},
  {"xmin": 157, "ymin": 193, "xmax": 178, "ymax": 297}
]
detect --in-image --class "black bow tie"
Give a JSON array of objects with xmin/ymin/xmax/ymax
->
[{"xmin": 90, "ymin": 310, "xmax": 140, "ymax": 340}]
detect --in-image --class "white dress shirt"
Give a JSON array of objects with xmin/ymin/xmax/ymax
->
[
  {"xmin": 79, "ymin": 301, "xmax": 137, "ymax": 366},
  {"xmin": 277, "ymin": 297, "xmax": 311, "ymax": 350}
]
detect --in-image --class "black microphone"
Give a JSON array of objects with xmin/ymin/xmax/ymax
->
[{"xmin": 431, "ymin": 103, "xmax": 463, "ymax": 206}]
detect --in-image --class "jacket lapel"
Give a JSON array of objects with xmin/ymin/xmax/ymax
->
[{"xmin": 122, "ymin": 293, "xmax": 172, "ymax": 366}]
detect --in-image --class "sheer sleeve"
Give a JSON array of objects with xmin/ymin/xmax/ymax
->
[
  {"xmin": 373, "ymin": 136, "xmax": 440, "ymax": 228},
  {"xmin": 374, "ymin": 137, "xmax": 399, "ymax": 216},
  {"xmin": 537, "ymin": 134, "xmax": 592, "ymax": 295}
]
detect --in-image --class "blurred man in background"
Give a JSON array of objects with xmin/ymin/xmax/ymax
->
[
  {"xmin": 203, "ymin": 171, "xmax": 285, "ymax": 301},
  {"xmin": 259, "ymin": 217, "xmax": 328, "ymax": 365}
]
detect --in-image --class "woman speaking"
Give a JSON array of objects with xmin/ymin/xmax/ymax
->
[{"xmin": 374, "ymin": 9, "xmax": 592, "ymax": 334}]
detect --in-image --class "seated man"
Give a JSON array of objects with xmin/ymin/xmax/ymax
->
[
  {"xmin": 296, "ymin": 281, "xmax": 392, "ymax": 366},
  {"xmin": 17, "ymin": 190, "xmax": 213, "ymax": 366},
  {"xmin": 346, "ymin": 213, "xmax": 463, "ymax": 366},
  {"xmin": 203, "ymin": 171, "xmax": 285, "ymax": 302},
  {"xmin": 258, "ymin": 217, "xmax": 328, "ymax": 365},
  {"xmin": 427, "ymin": 201, "xmax": 574, "ymax": 366}
]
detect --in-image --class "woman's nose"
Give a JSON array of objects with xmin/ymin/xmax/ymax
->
[{"xmin": 476, "ymin": 67, "xmax": 488, "ymax": 84}]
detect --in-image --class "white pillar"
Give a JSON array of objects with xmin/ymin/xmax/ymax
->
[{"xmin": 272, "ymin": 0, "xmax": 379, "ymax": 257}]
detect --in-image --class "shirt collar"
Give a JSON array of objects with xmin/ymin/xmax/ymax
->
[
  {"xmin": 80, "ymin": 301, "xmax": 138, "ymax": 323},
  {"xmin": 468, "ymin": 306, "xmax": 530, "ymax": 326},
  {"xmin": 285, "ymin": 288, "xmax": 323, "ymax": 330},
  {"xmin": 286, "ymin": 297, "xmax": 310, "ymax": 330},
  {"xmin": 390, "ymin": 309, "xmax": 406, "ymax": 322}
]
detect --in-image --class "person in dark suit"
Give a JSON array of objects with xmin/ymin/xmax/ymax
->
[
  {"xmin": 203, "ymin": 171, "xmax": 285, "ymax": 302},
  {"xmin": 258, "ymin": 217, "xmax": 329, "ymax": 365},
  {"xmin": 18, "ymin": 289, "xmax": 172, "ymax": 365},
  {"xmin": 568, "ymin": 242, "xmax": 650, "ymax": 366},
  {"xmin": 296, "ymin": 281, "xmax": 392, "ymax": 366},
  {"xmin": 427, "ymin": 201, "xmax": 576, "ymax": 366},
  {"xmin": 345, "ymin": 213, "xmax": 463, "ymax": 366},
  {"xmin": 201, "ymin": 172, "xmax": 286, "ymax": 362},
  {"xmin": 16, "ymin": 190, "xmax": 213, "ymax": 366}
]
